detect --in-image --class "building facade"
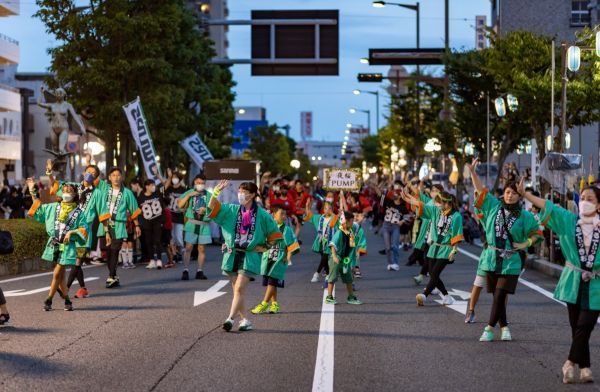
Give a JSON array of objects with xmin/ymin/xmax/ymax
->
[{"xmin": 188, "ymin": 0, "xmax": 229, "ymax": 59}]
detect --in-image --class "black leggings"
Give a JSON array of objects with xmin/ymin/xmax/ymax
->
[
  {"xmin": 107, "ymin": 239, "xmax": 124, "ymax": 278},
  {"xmin": 67, "ymin": 264, "xmax": 85, "ymax": 288},
  {"xmin": 488, "ymin": 288, "xmax": 509, "ymax": 328},
  {"xmin": 0, "ymin": 287, "xmax": 5, "ymax": 306},
  {"xmin": 142, "ymin": 222, "xmax": 163, "ymax": 260},
  {"xmin": 317, "ymin": 253, "xmax": 329, "ymax": 274},
  {"xmin": 424, "ymin": 258, "xmax": 448, "ymax": 296},
  {"xmin": 567, "ymin": 303, "xmax": 600, "ymax": 368}
]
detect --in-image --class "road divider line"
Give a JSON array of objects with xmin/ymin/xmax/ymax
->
[
  {"xmin": 312, "ymin": 288, "xmax": 335, "ymax": 392},
  {"xmin": 4, "ymin": 277, "xmax": 99, "ymax": 297}
]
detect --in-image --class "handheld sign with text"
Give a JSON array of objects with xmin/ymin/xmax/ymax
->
[
  {"xmin": 323, "ymin": 168, "xmax": 361, "ymax": 191},
  {"xmin": 123, "ymin": 97, "xmax": 162, "ymax": 182}
]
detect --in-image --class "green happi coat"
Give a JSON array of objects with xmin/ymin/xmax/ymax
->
[
  {"xmin": 416, "ymin": 202, "xmax": 464, "ymax": 260},
  {"xmin": 304, "ymin": 211, "xmax": 339, "ymax": 255},
  {"xmin": 51, "ymin": 180, "xmax": 111, "ymax": 248},
  {"xmin": 97, "ymin": 186, "xmax": 141, "ymax": 240},
  {"xmin": 28, "ymin": 201, "xmax": 89, "ymax": 266},
  {"xmin": 414, "ymin": 192, "xmax": 434, "ymax": 250},
  {"xmin": 181, "ymin": 189, "xmax": 212, "ymax": 236},
  {"xmin": 474, "ymin": 189, "xmax": 542, "ymax": 275},
  {"xmin": 327, "ymin": 227, "xmax": 355, "ymax": 284},
  {"xmin": 349, "ymin": 222, "xmax": 367, "ymax": 268},
  {"xmin": 539, "ymin": 200, "xmax": 600, "ymax": 310},
  {"xmin": 208, "ymin": 199, "xmax": 283, "ymax": 275},
  {"xmin": 260, "ymin": 223, "xmax": 300, "ymax": 281}
]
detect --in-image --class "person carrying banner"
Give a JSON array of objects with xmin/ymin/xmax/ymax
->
[
  {"xmin": 98, "ymin": 167, "xmax": 141, "ymax": 288},
  {"xmin": 47, "ymin": 159, "xmax": 109, "ymax": 298},
  {"xmin": 27, "ymin": 178, "xmax": 89, "ymax": 311},
  {"xmin": 207, "ymin": 180, "xmax": 283, "ymax": 332},
  {"xmin": 177, "ymin": 173, "xmax": 212, "ymax": 280}
]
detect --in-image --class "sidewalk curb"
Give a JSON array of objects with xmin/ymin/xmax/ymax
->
[
  {"xmin": 524, "ymin": 256, "xmax": 563, "ymax": 280},
  {"xmin": 0, "ymin": 257, "xmax": 54, "ymax": 277}
]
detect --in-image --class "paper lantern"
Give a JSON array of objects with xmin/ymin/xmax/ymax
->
[
  {"xmin": 596, "ymin": 32, "xmax": 600, "ymax": 57},
  {"xmin": 567, "ymin": 46, "xmax": 581, "ymax": 72},
  {"xmin": 506, "ymin": 94, "xmax": 518, "ymax": 112},
  {"xmin": 494, "ymin": 97, "xmax": 506, "ymax": 117}
]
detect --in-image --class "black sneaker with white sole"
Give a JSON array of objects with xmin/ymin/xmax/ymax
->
[
  {"xmin": 195, "ymin": 270, "xmax": 207, "ymax": 280},
  {"xmin": 43, "ymin": 299, "xmax": 52, "ymax": 311},
  {"xmin": 182, "ymin": 270, "xmax": 189, "ymax": 280}
]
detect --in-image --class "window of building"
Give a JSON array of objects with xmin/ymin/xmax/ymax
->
[{"xmin": 571, "ymin": 0, "xmax": 591, "ymax": 27}]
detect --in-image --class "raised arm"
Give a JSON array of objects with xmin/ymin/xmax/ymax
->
[
  {"xmin": 37, "ymin": 88, "xmax": 50, "ymax": 109},
  {"xmin": 208, "ymin": 179, "xmax": 230, "ymax": 210},
  {"xmin": 465, "ymin": 158, "xmax": 484, "ymax": 194},
  {"xmin": 517, "ymin": 177, "xmax": 546, "ymax": 211},
  {"xmin": 46, "ymin": 159, "xmax": 56, "ymax": 191}
]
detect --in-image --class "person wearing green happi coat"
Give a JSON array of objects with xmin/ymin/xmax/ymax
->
[
  {"xmin": 303, "ymin": 197, "xmax": 339, "ymax": 283},
  {"xmin": 97, "ymin": 167, "xmax": 141, "ymax": 288},
  {"xmin": 27, "ymin": 178, "xmax": 89, "ymax": 312},
  {"xmin": 522, "ymin": 183, "xmax": 600, "ymax": 384},
  {"xmin": 251, "ymin": 205, "xmax": 300, "ymax": 315},
  {"xmin": 402, "ymin": 189, "xmax": 464, "ymax": 308},
  {"xmin": 466, "ymin": 159, "xmax": 542, "ymax": 341},
  {"xmin": 408, "ymin": 182, "xmax": 444, "ymax": 285},
  {"xmin": 47, "ymin": 159, "xmax": 110, "ymax": 298},
  {"xmin": 207, "ymin": 180, "xmax": 283, "ymax": 333}
]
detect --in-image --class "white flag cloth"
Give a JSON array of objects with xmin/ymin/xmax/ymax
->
[{"xmin": 180, "ymin": 133, "xmax": 214, "ymax": 169}]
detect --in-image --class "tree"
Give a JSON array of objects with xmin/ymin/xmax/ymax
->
[
  {"xmin": 248, "ymin": 124, "xmax": 292, "ymax": 175},
  {"xmin": 35, "ymin": 0, "xmax": 235, "ymax": 174}
]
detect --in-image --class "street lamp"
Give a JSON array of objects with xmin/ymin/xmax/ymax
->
[
  {"xmin": 349, "ymin": 108, "xmax": 371, "ymax": 134},
  {"xmin": 360, "ymin": 57, "xmax": 370, "ymax": 64},
  {"xmin": 290, "ymin": 159, "xmax": 301, "ymax": 169},
  {"xmin": 353, "ymin": 89, "xmax": 380, "ymax": 132}
]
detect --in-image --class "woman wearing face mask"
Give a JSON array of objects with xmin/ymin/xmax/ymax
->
[
  {"xmin": 27, "ymin": 179, "xmax": 89, "ymax": 311},
  {"xmin": 466, "ymin": 159, "xmax": 542, "ymax": 341},
  {"xmin": 402, "ymin": 189, "xmax": 464, "ymax": 307},
  {"xmin": 47, "ymin": 159, "xmax": 110, "ymax": 299},
  {"xmin": 164, "ymin": 168, "xmax": 187, "ymax": 263},
  {"xmin": 177, "ymin": 174, "xmax": 212, "ymax": 280},
  {"xmin": 520, "ymin": 180, "xmax": 600, "ymax": 384},
  {"xmin": 138, "ymin": 179, "xmax": 165, "ymax": 270},
  {"xmin": 207, "ymin": 180, "xmax": 283, "ymax": 332},
  {"xmin": 305, "ymin": 197, "xmax": 339, "ymax": 283}
]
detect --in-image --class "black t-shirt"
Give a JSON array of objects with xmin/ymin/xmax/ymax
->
[
  {"xmin": 137, "ymin": 190, "xmax": 165, "ymax": 226},
  {"xmin": 164, "ymin": 185, "xmax": 188, "ymax": 224},
  {"xmin": 383, "ymin": 198, "xmax": 408, "ymax": 225}
]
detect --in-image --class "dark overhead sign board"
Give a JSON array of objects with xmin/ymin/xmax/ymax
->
[
  {"xmin": 251, "ymin": 10, "xmax": 339, "ymax": 76},
  {"xmin": 368, "ymin": 48, "xmax": 445, "ymax": 65}
]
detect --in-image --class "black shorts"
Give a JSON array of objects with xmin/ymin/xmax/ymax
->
[
  {"xmin": 262, "ymin": 276, "xmax": 285, "ymax": 288},
  {"xmin": 123, "ymin": 231, "xmax": 135, "ymax": 243},
  {"xmin": 486, "ymin": 272, "xmax": 519, "ymax": 294}
]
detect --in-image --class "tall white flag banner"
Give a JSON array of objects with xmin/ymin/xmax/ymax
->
[
  {"xmin": 180, "ymin": 133, "xmax": 214, "ymax": 169},
  {"xmin": 122, "ymin": 97, "xmax": 162, "ymax": 182}
]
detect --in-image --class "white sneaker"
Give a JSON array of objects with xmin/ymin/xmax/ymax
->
[
  {"xmin": 156, "ymin": 260, "xmax": 163, "ymax": 269},
  {"xmin": 311, "ymin": 272, "xmax": 320, "ymax": 283},
  {"xmin": 442, "ymin": 295, "xmax": 455, "ymax": 305},
  {"xmin": 432, "ymin": 288, "xmax": 441, "ymax": 296},
  {"xmin": 146, "ymin": 260, "xmax": 156, "ymax": 269},
  {"xmin": 121, "ymin": 262, "xmax": 130, "ymax": 270},
  {"xmin": 128, "ymin": 262, "xmax": 136, "ymax": 269},
  {"xmin": 386, "ymin": 264, "xmax": 392, "ymax": 271},
  {"xmin": 391, "ymin": 264, "xmax": 400, "ymax": 271},
  {"xmin": 416, "ymin": 293, "xmax": 426, "ymax": 306},
  {"xmin": 238, "ymin": 318, "xmax": 253, "ymax": 331}
]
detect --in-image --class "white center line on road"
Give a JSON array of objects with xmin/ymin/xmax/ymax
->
[
  {"xmin": 312, "ymin": 288, "xmax": 335, "ymax": 392},
  {"xmin": 4, "ymin": 277, "xmax": 99, "ymax": 297},
  {"xmin": 0, "ymin": 264, "xmax": 102, "ymax": 284}
]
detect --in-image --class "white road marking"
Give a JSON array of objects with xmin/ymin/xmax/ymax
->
[
  {"xmin": 0, "ymin": 264, "xmax": 101, "ymax": 284},
  {"xmin": 312, "ymin": 288, "xmax": 335, "ymax": 392},
  {"xmin": 448, "ymin": 288, "xmax": 471, "ymax": 300},
  {"xmin": 434, "ymin": 298, "xmax": 469, "ymax": 315},
  {"xmin": 193, "ymin": 280, "xmax": 229, "ymax": 307},
  {"xmin": 4, "ymin": 277, "xmax": 99, "ymax": 297}
]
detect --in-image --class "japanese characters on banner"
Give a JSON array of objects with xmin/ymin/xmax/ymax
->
[
  {"xmin": 323, "ymin": 168, "xmax": 362, "ymax": 191},
  {"xmin": 300, "ymin": 111, "xmax": 312, "ymax": 140},
  {"xmin": 122, "ymin": 97, "xmax": 162, "ymax": 182},
  {"xmin": 180, "ymin": 133, "xmax": 214, "ymax": 169}
]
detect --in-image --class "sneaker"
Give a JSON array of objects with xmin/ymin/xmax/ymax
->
[
  {"xmin": 416, "ymin": 293, "xmax": 426, "ymax": 306},
  {"xmin": 479, "ymin": 326, "xmax": 494, "ymax": 342},
  {"xmin": 386, "ymin": 264, "xmax": 392, "ymax": 271},
  {"xmin": 269, "ymin": 302, "xmax": 280, "ymax": 314},
  {"xmin": 105, "ymin": 277, "xmax": 119, "ymax": 289},
  {"xmin": 146, "ymin": 260, "xmax": 157, "ymax": 269},
  {"xmin": 431, "ymin": 288, "xmax": 441, "ymax": 296},
  {"xmin": 90, "ymin": 257, "xmax": 104, "ymax": 265},
  {"xmin": 391, "ymin": 263, "xmax": 400, "ymax": 271},
  {"xmin": 223, "ymin": 318, "xmax": 234, "ymax": 332},
  {"xmin": 580, "ymin": 368, "xmax": 594, "ymax": 383},
  {"xmin": 251, "ymin": 301, "xmax": 269, "ymax": 314},
  {"xmin": 164, "ymin": 261, "xmax": 176, "ymax": 269},
  {"xmin": 156, "ymin": 260, "xmax": 163, "ymax": 270},
  {"xmin": 181, "ymin": 270, "xmax": 189, "ymax": 280},
  {"xmin": 311, "ymin": 272, "xmax": 320, "ymax": 283},
  {"xmin": 347, "ymin": 295, "xmax": 363, "ymax": 305},
  {"xmin": 325, "ymin": 295, "xmax": 337, "ymax": 305},
  {"xmin": 74, "ymin": 287, "xmax": 89, "ymax": 299},
  {"xmin": 562, "ymin": 361, "xmax": 576, "ymax": 384},
  {"xmin": 354, "ymin": 269, "xmax": 362, "ymax": 278},
  {"xmin": 413, "ymin": 274, "xmax": 424, "ymax": 285},
  {"xmin": 238, "ymin": 319, "xmax": 253, "ymax": 331},
  {"xmin": 500, "ymin": 326, "xmax": 512, "ymax": 341},
  {"xmin": 128, "ymin": 262, "xmax": 136, "ymax": 269},
  {"xmin": 43, "ymin": 299, "xmax": 52, "ymax": 311},
  {"xmin": 465, "ymin": 310, "xmax": 476, "ymax": 324},
  {"xmin": 196, "ymin": 270, "xmax": 207, "ymax": 280},
  {"xmin": 378, "ymin": 249, "xmax": 386, "ymax": 255},
  {"xmin": 442, "ymin": 295, "xmax": 455, "ymax": 306},
  {"xmin": 0, "ymin": 313, "xmax": 10, "ymax": 325},
  {"xmin": 64, "ymin": 299, "xmax": 74, "ymax": 311}
]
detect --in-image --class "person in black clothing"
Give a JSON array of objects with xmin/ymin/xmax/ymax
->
[
  {"xmin": 138, "ymin": 179, "xmax": 165, "ymax": 269},
  {"xmin": 6, "ymin": 186, "xmax": 24, "ymax": 219},
  {"xmin": 163, "ymin": 169, "xmax": 188, "ymax": 262}
]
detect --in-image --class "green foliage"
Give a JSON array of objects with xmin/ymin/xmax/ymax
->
[
  {"xmin": 35, "ymin": 0, "xmax": 235, "ymax": 172},
  {"xmin": 0, "ymin": 219, "xmax": 47, "ymax": 264},
  {"xmin": 359, "ymin": 134, "xmax": 380, "ymax": 166},
  {"xmin": 249, "ymin": 124, "xmax": 292, "ymax": 175}
]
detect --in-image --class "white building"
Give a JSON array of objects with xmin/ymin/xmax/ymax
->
[{"xmin": 298, "ymin": 140, "xmax": 345, "ymax": 168}]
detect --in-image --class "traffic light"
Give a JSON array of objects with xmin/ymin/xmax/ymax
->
[{"xmin": 357, "ymin": 73, "xmax": 383, "ymax": 82}]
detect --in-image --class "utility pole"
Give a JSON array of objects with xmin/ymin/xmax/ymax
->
[{"xmin": 557, "ymin": 41, "xmax": 568, "ymax": 152}]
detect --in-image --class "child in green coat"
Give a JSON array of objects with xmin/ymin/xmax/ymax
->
[
  {"xmin": 27, "ymin": 179, "xmax": 89, "ymax": 311},
  {"xmin": 251, "ymin": 205, "xmax": 300, "ymax": 315}
]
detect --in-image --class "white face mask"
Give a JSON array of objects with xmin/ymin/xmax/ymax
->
[
  {"xmin": 63, "ymin": 193, "xmax": 74, "ymax": 202},
  {"xmin": 393, "ymin": 184, "xmax": 401, "ymax": 190},
  {"xmin": 238, "ymin": 192, "xmax": 249, "ymax": 205},
  {"xmin": 272, "ymin": 185, "xmax": 280, "ymax": 192},
  {"xmin": 172, "ymin": 178, "xmax": 180, "ymax": 186},
  {"xmin": 325, "ymin": 197, "xmax": 334, "ymax": 203},
  {"xmin": 195, "ymin": 184, "xmax": 205, "ymax": 192},
  {"xmin": 579, "ymin": 200, "xmax": 597, "ymax": 217}
]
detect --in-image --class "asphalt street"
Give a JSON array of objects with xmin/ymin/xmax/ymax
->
[{"xmin": 1, "ymin": 224, "xmax": 599, "ymax": 392}]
